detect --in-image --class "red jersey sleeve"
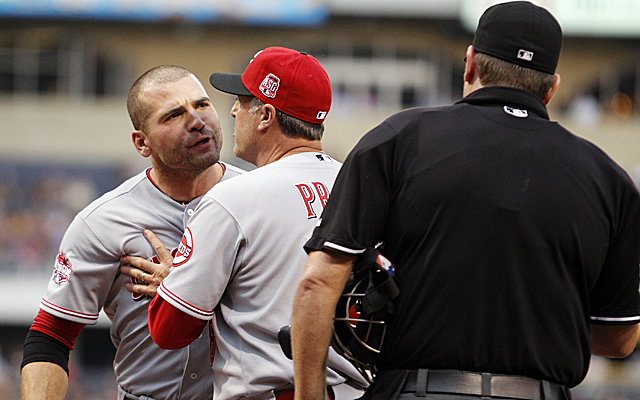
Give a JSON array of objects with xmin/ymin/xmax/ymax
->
[
  {"xmin": 30, "ymin": 309, "xmax": 85, "ymax": 350},
  {"xmin": 148, "ymin": 294, "xmax": 208, "ymax": 349}
]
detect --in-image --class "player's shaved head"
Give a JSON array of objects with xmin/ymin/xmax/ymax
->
[{"xmin": 128, "ymin": 65, "xmax": 193, "ymax": 132}]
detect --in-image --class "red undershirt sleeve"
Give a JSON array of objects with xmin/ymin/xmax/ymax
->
[
  {"xmin": 148, "ymin": 294, "xmax": 208, "ymax": 350},
  {"xmin": 30, "ymin": 309, "xmax": 85, "ymax": 350}
]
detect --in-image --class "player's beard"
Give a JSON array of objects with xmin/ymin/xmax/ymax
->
[{"xmin": 152, "ymin": 125, "xmax": 222, "ymax": 175}]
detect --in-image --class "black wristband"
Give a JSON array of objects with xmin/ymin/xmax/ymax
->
[{"xmin": 21, "ymin": 330, "xmax": 71, "ymax": 375}]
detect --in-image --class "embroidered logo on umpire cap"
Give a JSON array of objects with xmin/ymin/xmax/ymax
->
[
  {"xmin": 53, "ymin": 252, "xmax": 73, "ymax": 285},
  {"xmin": 173, "ymin": 227, "xmax": 194, "ymax": 266},
  {"xmin": 260, "ymin": 73, "xmax": 280, "ymax": 98},
  {"xmin": 517, "ymin": 49, "xmax": 534, "ymax": 62}
]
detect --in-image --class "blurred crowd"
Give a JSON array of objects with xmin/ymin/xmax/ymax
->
[{"xmin": 0, "ymin": 162, "xmax": 124, "ymax": 275}]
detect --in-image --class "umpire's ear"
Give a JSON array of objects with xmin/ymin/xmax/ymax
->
[
  {"xmin": 542, "ymin": 74, "xmax": 561, "ymax": 105},
  {"xmin": 132, "ymin": 130, "xmax": 152, "ymax": 157}
]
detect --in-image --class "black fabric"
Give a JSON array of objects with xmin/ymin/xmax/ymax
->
[
  {"xmin": 352, "ymin": 248, "xmax": 399, "ymax": 317},
  {"xmin": 473, "ymin": 1, "xmax": 562, "ymax": 74},
  {"xmin": 305, "ymin": 87, "xmax": 640, "ymax": 387},
  {"xmin": 360, "ymin": 369, "xmax": 410, "ymax": 400},
  {"xmin": 209, "ymin": 72, "xmax": 252, "ymax": 96},
  {"xmin": 278, "ymin": 325, "xmax": 293, "ymax": 360},
  {"xmin": 21, "ymin": 330, "xmax": 71, "ymax": 375}
]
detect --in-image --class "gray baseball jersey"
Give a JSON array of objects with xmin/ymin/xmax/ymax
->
[
  {"xmin": 40, "ymin": 163, "xmax": 244, "ymax": 400},
  {"xmin": 156, "ymin": 152, "xmax": 368, "ymax": 400}
]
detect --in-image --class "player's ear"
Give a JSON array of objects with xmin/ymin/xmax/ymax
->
[
  {"xmin": 257, "ymin": 103, "xmax": 277, "ymax": 133},
  {"xmin": 132, "ymin": 130, "xmax": 152, "ymax": 157}
]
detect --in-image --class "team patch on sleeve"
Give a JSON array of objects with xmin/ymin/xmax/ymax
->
[
  {"xmin": 172, "ymin": 227, "xmax": 193, "ymax": 266},
  {"xmin": 53, "ymin": 252, "xmax": 73, "ymax": 285}
]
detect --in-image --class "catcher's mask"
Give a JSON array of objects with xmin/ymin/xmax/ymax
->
[
  {"xmin": 330, "ymin": 247, "xmax": 399, "ymax": 383},
  {"xmin": 276, "ymin": 248, "xmax": 398, "ymax": 384}
]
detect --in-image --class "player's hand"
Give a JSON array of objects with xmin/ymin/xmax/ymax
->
[{"xmin": 120, "ymin": 229, "xmax": 173, "ymax": 298}]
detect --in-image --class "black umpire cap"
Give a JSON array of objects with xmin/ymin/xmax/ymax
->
[{"xmin": 473, "ymin": 1, "xmax": 563, "ymax": 74}]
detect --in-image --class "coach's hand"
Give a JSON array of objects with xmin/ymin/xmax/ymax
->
[{"xmin": 120, "ymin": 229, "xmax": 173, "ymax": 298}]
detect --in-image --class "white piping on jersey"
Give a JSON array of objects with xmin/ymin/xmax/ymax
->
[
  {"xmin": 40, "ymin": 298, "xmax": 99, "ymax": 321},
  {"xmin": 158, "ymin": 282, "xmax": 214, "ymax": 318},
  {"xmin": 590, "ymin": 315, "xmax": 640, "ymax": 323},
  {"xmin": 322, "ymin": 241, "xmax": 366, "ymax": 255}
]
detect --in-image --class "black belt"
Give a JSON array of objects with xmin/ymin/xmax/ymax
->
[{"xmin": 401, "ymin": 369, "xmax": 568, "ymax": 400}]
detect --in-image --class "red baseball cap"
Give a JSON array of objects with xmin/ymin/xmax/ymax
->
[{"xmin": 209, "ymin": 47, "xmax": 332, "ymax": 124}]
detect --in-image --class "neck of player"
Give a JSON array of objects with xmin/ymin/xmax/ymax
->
[
  {"xmin": 256, "ymin": 140, "xmax": 323, "ymax": 168},
  {"xmin": 150, "ymin": 163, "xmax": 224, "ymax": 202}
]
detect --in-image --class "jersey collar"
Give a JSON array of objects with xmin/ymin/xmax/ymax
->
[
  {"xmin": 145, "ymin": 168, "xmax": 186, "ymax": 204},
  {"xmin": 456, "ymin": 86, "xmax": 550, "ymax": 120}
]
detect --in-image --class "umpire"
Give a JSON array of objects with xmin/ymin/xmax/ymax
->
[{"xmin": 291, "ymin": 2, "xmax": 640, "ymax": 400}]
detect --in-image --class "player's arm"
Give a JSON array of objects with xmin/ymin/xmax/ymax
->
[
  {"xmin": 21, "ymin": 310, "xmax": 85, "ymax": 400},
  {"xmin": 591, "ymin": 323, "xmax": 639, "ymax": 358},
  {"xmin": 148, "ymin": 294, "xmax": 208, "ymax": 349},
  {"xmin": 292, "ymin": 250, "xmax": 355, "ymax": 400},
  {"xmin": 22, "ymin": 362, "xmax": 68, "ymax": 400}
]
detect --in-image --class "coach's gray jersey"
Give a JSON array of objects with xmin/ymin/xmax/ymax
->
[
  {"xmin": 158, "ymin": 153, "xmax": 368, "ymax": 400},
  {"xmin": 40, "ymin": 163, "xmax": 243, "ymax": 400}
]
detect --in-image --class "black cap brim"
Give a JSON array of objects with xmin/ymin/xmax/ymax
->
[{"xmin": 209, "ymin": 72, "xmax": 253, "ymax": 96}]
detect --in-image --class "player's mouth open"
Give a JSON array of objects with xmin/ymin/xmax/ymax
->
[{"xmin": 191, "ymin": 137, "xmax": 211, "ymax": 147}]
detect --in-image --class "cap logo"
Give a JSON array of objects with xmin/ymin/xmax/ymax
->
[
  {"xmin": 517, "ymin": 49, "xmax": 534, "ymax": 62},
  {"xmin": 259, "ymin": 73, "xmax": 280, "ymax": 98},
  {"xmin": 316, "ymin": 111, "xmax": 327, "ymax": 120}
]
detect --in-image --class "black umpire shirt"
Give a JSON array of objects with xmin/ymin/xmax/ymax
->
[{"xmin": 305, "ymin": 86, "xmax": 640, "ymax": 387}]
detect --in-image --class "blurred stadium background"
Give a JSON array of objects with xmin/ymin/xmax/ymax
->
[{"xmin": 1, "ymin": 0, "xmax": 640, "ymax": 398}]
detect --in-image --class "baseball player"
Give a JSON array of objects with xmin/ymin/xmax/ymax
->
[
  {"xmin": 122, "ymin": 47, "xmax": 368, "ymax": 400},
  {"xmin": 21, "ymin": 65, "xmax": 244, "ymax": 400}
]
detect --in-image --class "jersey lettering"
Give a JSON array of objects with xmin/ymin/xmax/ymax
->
[
  {"xmin": 312, "ymin": 182, "xmax": 329, "ymax": 208},
  {"xmin": 295, "ymin": 183, "xmax": 316, "ymax": 218},
  {"xmin": 178, "ymin": 241, "xmax": 191, "ymax": 259},
  {"xmin": 173, "ymin": 227, "xmax": 194, "ymax": 267},
  {"xmin": 295, "ymin": 181, "xmax": 330, "ymax": 219}
]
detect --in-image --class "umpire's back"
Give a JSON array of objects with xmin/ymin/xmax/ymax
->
[
  {"xmin": 372, "ymin": 1, "xmax": 640, "ymax": 391},
  {"xmin": 292, "ymin": 3, "xmax": 640, "ymax": 400},
  {"xmin": 373, "ymin": 85, "xmax": 640, "ymax": 387}
]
